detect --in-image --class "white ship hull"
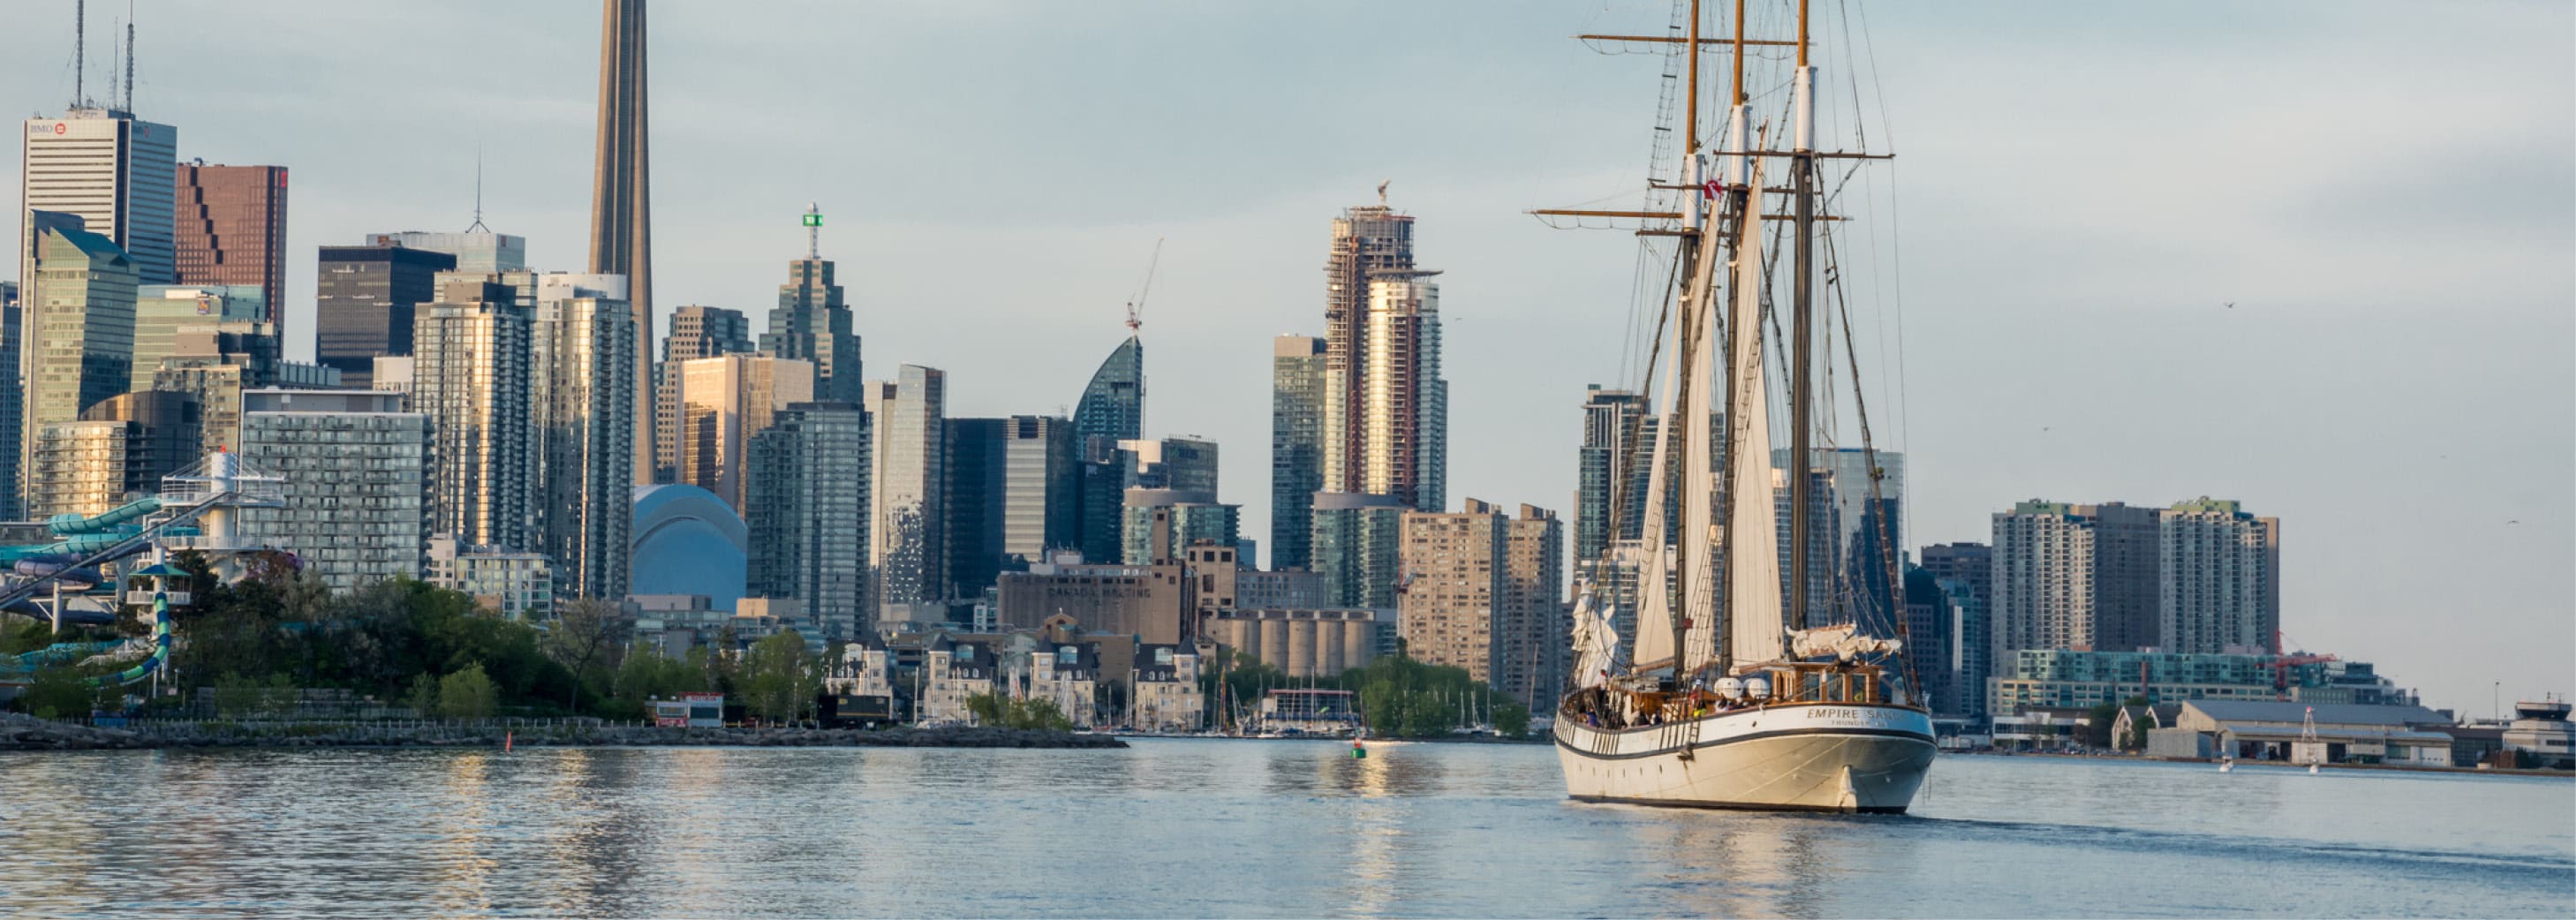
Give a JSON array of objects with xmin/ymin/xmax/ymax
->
[{"xmin": 1553, "ymin": 702, "xmax": 1936, "ymax": 813}]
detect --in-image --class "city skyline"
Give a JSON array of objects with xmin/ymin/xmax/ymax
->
[{"xmin": 0, "ymin": 2, "xmax": 2566, "ymax": 714}]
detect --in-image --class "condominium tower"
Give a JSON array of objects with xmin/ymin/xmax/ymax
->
[
  {"xmin": 1991, "ymin": 501, "xmax": 2161, "ymax": 655},
  {"xmin": 2158, "ymin": 498, "xmax": 2280, "ymax": 655},
  {"xmin": 1320, "ymin": 202, "xmax": 1414, "ymax": 497},
  {"xmin": 745, "ymin": 401, "xmax": 870, "ymax": 642},
  {"xmin": 654, "ymin": 305, "xmax": 753, "ymax": 482},
  {"xmin": 672, "ymin": 353, "xmax": 812, "ymax": 511},
  {"xmin": 1270, "ymin": 335, "xmax": 1326, "ymax": 569},
  {"xmin": 868, "ymin": 366, "xmax": 947, "ymax": 620},
  {"xmin": 412, "ymin": 274, "xmax": 537, "ymax": 550},
  {"xmin": 533, "ymin": 273, "xmax": 638, "ymax": 600},
  {"xmin": 237, "ymin": 389, "xmax": 433, "ymax": 592},
  {"xmin": 19, "ymin": 213, "xmax": 137, "ymax": 503}
]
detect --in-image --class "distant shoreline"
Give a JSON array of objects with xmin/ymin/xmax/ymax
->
[
  {"xmin": 0, "ymin": 715, "xmax": 1126, "ymax": 752},
  {"xmin": 1945, "ymin": 749, "xmax": 2572, "ymax": 779}
]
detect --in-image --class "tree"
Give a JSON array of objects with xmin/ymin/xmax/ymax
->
[
  {"xmin": 407, "ymin": 673, "xmax": 439, "ymax": 717},
  {"xmin": 542, "ymin": 598, "xmax": 632, "ymax": 711},
  {"xmin": 436, "ymin": 664, "xmax": 498, "ymax": 720},
  {"xmin": 963, "ymin": 690, "xmax": 1075, "ymax": 732},
  {"xmin": 738, "ymin": 630, "xmax": 817, "ymax": 723},
  {"xmin": 19, "ymin": 668, "xmax": 92, "ymax": 719},
  {"xmin": 1495, "ymin": 700, "xmax": 1532, "ymax": 739}
]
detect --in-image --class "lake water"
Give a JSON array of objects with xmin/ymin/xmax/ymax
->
[{"xmin": 0, "ymin": 739, "xmax": 2567, "ymax": 917}]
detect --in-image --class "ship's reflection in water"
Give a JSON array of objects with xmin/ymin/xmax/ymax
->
[{"xmin": 0, "ymin": 741, "xmax": 2565, "ymax": 917}]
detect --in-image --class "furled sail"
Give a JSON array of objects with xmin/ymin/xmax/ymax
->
[
  {"xmin": 1724, "ymin": 156, "xmax": 1787, "ymax": 671},
  {"xmin": 1630, "ymin": 178, "xmax": 1730, "ymax": 672}
]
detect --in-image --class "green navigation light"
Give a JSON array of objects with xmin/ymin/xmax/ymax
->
[{"xmin": 803, "ymin": 214, "xmax": 824, "ymax": 227}]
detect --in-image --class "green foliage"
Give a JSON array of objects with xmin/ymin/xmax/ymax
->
[
  {"xmin": 1494, "ymin": 700, "xmax": 1532, "ymax": 739},
  {"xmin": 2086, "ymin": 696, "xmax": 2150, "ymax": 750},
  {"xmin": 435, "ymin": 664, "xmax": 497, "ymax": 720},
  {"xmin": 171, "ymin": 576, "xmax": 580, "ymax": 715},
  {"xmin": 609, "ymin": 643, "xmax": 707, "ymax": 717},
  {"xmin": 963, "ymin": 690, "xmax": 1076, "ymax": 732},
  {"xmin": 737, "ymin": 630, "xmax": 818, "ymax": 723},
  {"xmin": 1203, "ymin": 648, "xmax": 1529, "ymax": 738},
  {"xmin": 406, "ymin": 673, "xmax": 438, "ymax": 717},
  {"xmin": 19, "ymin": 667, "xmax": 93, "ymax": 719},
  {"xmin": 541, "ymin": 599, "xmax": 632, "ymax": 709}
]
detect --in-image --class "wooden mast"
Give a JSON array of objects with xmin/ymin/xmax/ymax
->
[
  {"xmin": 1668, "ymin": 0, "xmax": 1702, "ymax": 682},
  {"xmin": 1787, "ymin": 0, "xmax": 1816, "ymax": 648},
  {"xmin": 1713, "ymin": 0, "xmax": 1749, "ymax": 677}
]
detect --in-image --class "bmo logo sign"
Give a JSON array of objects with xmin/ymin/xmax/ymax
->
[{"xmin": 26, "ymin": 123, "xmax": 69, "ymax": 138}]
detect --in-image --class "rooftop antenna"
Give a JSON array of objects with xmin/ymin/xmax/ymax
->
[
  {"xmin": 802, "ymin": 202, "xmax": 822, "ymax": 260},
  {"xmin": 124, "ymin": 2, "xmax": 134, "ymax": 113},
  {"xmin": 465, "ymin": 147, "xmax": 490, "ymax": 232},
  {"xmin": 1125, "ymin": 238, "xmax": 1162, "ymax": 334},
  {"xmin": 72, "ymin": 0, "xmax": 85, "ymax": 109},
  {"xmin": 107, "ymin": 13, "xmax": 118, "ymax": 111}
]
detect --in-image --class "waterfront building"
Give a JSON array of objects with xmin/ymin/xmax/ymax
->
[
  {"xmin": 653, "ymin": 305, "xmax": 753, "ymax": 483},
  {"xmin": 993, "ymin": 553, "xmax": 1190, "ymax": 645},
  {"xmin": 30, "ymin": 391, "xmax": 199, "ymax": 519},
  {"xmin": 237, "ymin": 389, "xmax": 432, "ymax": 592},
  {"xmin": 365, "ymin": 230, "xmax": 526, "ymax": 275},
  {"xmin": 1320, "ymin": 201, "xmax": 1415, "ymax": 496},
  {"xmin": 916, "ymin": 638, "xmax": 999, "ymax": 725},
  {"xmin": 1988, "ymin": 648, "xmax": 2420, "ymax": 714},
  {"xmin": 21, "ymin": 107, "xmax": 178, "ymax": 285},
  {"xmin": 1130, "ymin": 642, "xmax": 1205, "ymax": 732},
  {"xmin": 412, "ymin": 274, "xmax": 536, "ymax": 551},
  {"xmin": 1072, "ymin": 335, "xmax": 1144, "ymax": 457},
  {"xmin": 1120, "ymin": 489, "xmax": 1239, "ymax": 567},
  {"xmin": 1025, "ymin": 639, "xmax": 1102, "ymax": 728},
  {"xmin": 174, "ymin": 163, "xmax": 288, "ymax": 327},
  {"xmin": 868, "ymin": 366, "xmax": 947, "ymax": 621},
  {"xmin": 1361, "ymin": 270, "xmax": 1447, "ymax": 511},
  {"xmin": 20, "ymin": 212, "xmax": 137, "ymax": 501},
  {"xmin": 759, "ymin": 207, "xmax": 863, "ymax": 404},
  {"xmin": 1310, "ymin": 491, "xmax": 1405, "ymax": 610},
  {"xmin": 2500, "ymin": 698, "xmax": 2575, "ymax": 770},
  {"xmin": 1210, "ymin": 608, "xmax": 1393, "ymax": 678},
  {"xmin": 1991, "ymin": 500, "xmax": 2161, "ymax": 654},
  {"xmin": 2158, "ymin": 497, "xmax": 2280, "ymax": 655},
  {"xmin": 428, "ymin": 535, "xmax": 553, "ymax": 617},
  {"xmin": 1271, "ymin": 334, "xmax": 1327, "ymax": 569},
  {"xmin": 628, "ymin": 484, "xmax": 748, "ymax": 613},
  {"xmin": 589, "ymin": 0, "xmax": 656, "ymax": 484},
  {"xmin": 673, "ymin": 353, "xmax": 812, "ymax": 511},
  {"xmin": 2149, "ymin": 699, "xmax": 2457, "ymax": 765},
  {"xmin": 745, "ymin": 402, "xmax": 870, "ymax": 642},
  {"xmin": 533, "ymin": 273, "xmax": 638, "ymax": 601},
  {"xmin": 314, "ymin": 244, "xmax": 455, "ymax": 387},
  {"xmin": 1396, "ymin": 499, "xmax": 1557, "ymax": 697}
]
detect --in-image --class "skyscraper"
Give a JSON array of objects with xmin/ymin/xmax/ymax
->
[
  {"xmin": 130, "ymin": 284, "xmax": 263, "ymax": 392},
  {"xmin": 746, "ymin": 401, "xmax": 869, "ymax": 642},
  {"xmin": 1270, "ymin": 335, "xmax": 1327, "ymax": 569},
  {"xmin": 1073, "ymin": 335, "xmax": 1144, "ymax": 455},
  {"xmin": 173, "ymin": 163, "xmax": 288, "ymax": 330},
  {"xmin": 1776, "ymin": 448, "xmax": 1907, "ymax": 632},
  {"xmin": 673, "ymin": 353, "xmax": 812, "ymax": 511},
  {"xmin": 654, "ymin": 305, "xmax": 753, "ymax": 483},
  {"xmin": 998, "ymin": 415, "xmax": 1079, "ymax": 562},
  {"xmin": 1320, "ymin": 201, "xmax": 1414, "ymax": 497},
  {"xmin": 19, "ymin": 212, "xmax": 136, "ymax": 503},
  {"xmin": 0, "ymin": 281, "xmax": 19, "ymax": 519},
  {"xmin": 2158, "ymin": 498, "xmax": 2280, "ymax": 655},
  {"xmin": 1361, "ymin": 271, "xmax": 1446, "ymax": 511},
  {"xmin": 412, "ymin": 274, "xmax": 536, "ymax": 551},
  {"xmin": 21, "ymin": 108, "xmax": 178, "ymax": 286},
  {"xmin": 315, "ymin": 245, "xmax": 456, "ymax": 388},
  {"xmin": 868, "ymin": 365, "xmax": 947, "ymax": 621},
  {"xmin": 1920, "ymin": 541, "xmax": 1994, "ymax": 720},
  {"xmin": 1118, "ymin": 435, "xmax": 1219, "ymax": 496},
  {"xmin": 533, "ymin": 273, "xmax": 638, "ymax": 601},
  {"xmin": 1991, "ymin": 501, "xmax": 2160, "ymax": 656},
  {"xmin": 943, "ymin": 417, "xmax": 1010, "ymax": 599},
  {"xmin": 1121, "ymin": 489, "xmax": 1239, "ymax": 567},
  {"xmin": 760, "ymin": 206, "xmax": 863, "ymax": 404},
  {"xmin": 1574, "ymin": 386, "xmax": 1649, "ymax": 566},
  {"xmin": 238, "ymin": 389, "xmax": 433, "ymax": 592},
  {"xmin": 1397, "ymin": 501, "xmax": 1506, "ymax": 688},
  {"xmin": 589, "ymin": 0, "xmax": 654, "ymax": 483}
]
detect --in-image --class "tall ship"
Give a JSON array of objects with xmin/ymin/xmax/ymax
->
[{"xmin": 1546, "ymin": 0, "xmax": 1934, "ymax": 811}]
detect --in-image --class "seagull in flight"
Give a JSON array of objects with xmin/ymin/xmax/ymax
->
[{"xmin": 2225, "ymin": 301, "xmax": 2236, "ymax": 309}]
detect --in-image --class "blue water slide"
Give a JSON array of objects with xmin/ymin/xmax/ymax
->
[{"xmin": 47, "ymin": 499, "xmax": 162, "ymax": 536}]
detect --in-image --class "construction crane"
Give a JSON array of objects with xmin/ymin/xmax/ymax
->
[
  {"xmin": 1125, "ymin": 238, "xmax": 1163, "ymax": 333},
  {"xmin": 2264, "ymin": 631, "xmax": 2339, "ymax": 700}
]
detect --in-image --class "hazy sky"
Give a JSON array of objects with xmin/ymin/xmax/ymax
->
[{"xmin": 5, "ymin": 1, "xmax": 2568, "ymax": 716}]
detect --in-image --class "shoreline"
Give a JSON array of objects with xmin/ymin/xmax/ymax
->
[
  {"xmin": 1945, "ymin": 748, "xmax": 2572, "ymax": 779},
  {"xmin": 0, "ymin": 715, "xmax": 1126, "ymax": 752}
]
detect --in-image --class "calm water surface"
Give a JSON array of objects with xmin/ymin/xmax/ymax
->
[{"xmin": 0, "ymin": 740, "xmax": 2567, "ymax": 917}]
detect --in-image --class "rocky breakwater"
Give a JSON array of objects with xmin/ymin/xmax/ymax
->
[{"xmin": 0, "ymin": 713, "xmax": 1126, "ymax": 751}]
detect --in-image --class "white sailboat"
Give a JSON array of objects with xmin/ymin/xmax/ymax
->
[{"xmin": 1548, "ymin": 0, "xmax": 1934, "ymax": 813}]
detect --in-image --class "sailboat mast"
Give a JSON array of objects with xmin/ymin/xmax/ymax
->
[
  {"xmin": 1787, "ymin": 0, "xmax": 1817, "ymax": 641},
  {"xmin": 1714, "ymin": 0, "xmax": 1749, "ymax": 677}
]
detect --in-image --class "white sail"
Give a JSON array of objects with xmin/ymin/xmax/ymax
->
[
  {"xmin": 1632, "ymin": 187, "xmax": 1731, "ymax": 671},
  {"xmin": 1626, "ymin": 257, "xmax": 1684, "ymax": 669},
  {"xmin": 1675, "ymin": 215, "xmax": 1726, "ymax": 670},
  {"xmin": 1725, "ymin": 156, "xmax": 1787, "ymax": 671}
]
